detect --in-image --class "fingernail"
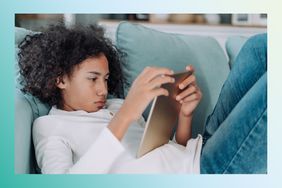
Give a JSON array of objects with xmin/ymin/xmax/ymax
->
[
  {"xmin": 176, "ymin": 96, "xmax": 180, "ymax": 101},
  {"xmin": 170, "ymin": 70, "xmax": 174, "ymax": 74},
  {"xmin": 171, "ymin": 78, "xmax": 175, "ymax": 82},
  {"xmin": 179, "ymin": 84, "xmax": 183, "ymax": 89}
]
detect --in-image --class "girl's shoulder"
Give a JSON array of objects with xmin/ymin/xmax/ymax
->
[{"xmin": 32, "ymin": 114, "xmax": 63, "ymax": 134}]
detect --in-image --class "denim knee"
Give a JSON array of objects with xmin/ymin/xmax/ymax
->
[
  {"xmin": 244, "ymin": 33, "xmax": 267, "ymax": 67},
  {"xmin": 234, "ymin": 33, "xmax": 267, "ymax": 74}
]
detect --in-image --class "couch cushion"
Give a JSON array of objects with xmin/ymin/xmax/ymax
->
[
  {"xmin": 225, "ymin": 36, "xmax": 248, "ymax": 69},
  {"xmin": 116, "ymin": 22, "xmax": 230, "ymax": 136}
]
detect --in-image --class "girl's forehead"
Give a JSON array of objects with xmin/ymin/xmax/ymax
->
[{"xmin": 75, "ymin": 56, "xmax": 109, "ymax": 74}]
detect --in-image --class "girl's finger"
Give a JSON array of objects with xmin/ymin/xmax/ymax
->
[
  {"xmin": 176, "ymin": 85, "xmax": 197, "ymax": 101},
  {"xmin": 143, "ymin": 66, "xmax": 174, "ymax": 83},
  {"xmin": 179, "ymin": 74, "xmax": 196, "ymax": 90},
  {"xmin": 148, "ymin": 75, "xmax": 175, "ymax": 90},
  {"xmin": 152, "ymin": 87, "xmax": 169, "ymax": 98},
  {"xmin": 181, "ymin": 92, "xmax": 201, "ymax": 103},
  {"xmin": 186, "ymin": 65, "xmax": 195, "ymax": 73}
]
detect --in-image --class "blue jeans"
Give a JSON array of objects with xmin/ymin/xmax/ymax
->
[{"xmin": 200, "ymin": 34, "xmax": 267, "ymax": 174}]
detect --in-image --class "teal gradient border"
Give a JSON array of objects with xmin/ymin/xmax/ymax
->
[{"xmin": 1, "ymin": 0, "xmax": 282, "ymax": 188}]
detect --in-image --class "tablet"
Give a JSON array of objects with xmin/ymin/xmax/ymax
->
[{"xmin": 136, "ymin": 71, "xmax": 192, "ymax": 158}]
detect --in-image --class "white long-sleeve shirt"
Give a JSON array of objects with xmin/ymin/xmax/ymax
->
[{"xmin": 33, "ymin": 98, "xmax": 202, "ymax": 174}]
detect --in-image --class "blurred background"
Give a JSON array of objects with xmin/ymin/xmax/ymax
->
[
  {"xmin": 15, "ymin": 14, "xmax": 267, "ymax": 57},
  {"xmin": 15, "ymin": 14, "xmax": 267, "ymax": 31}
]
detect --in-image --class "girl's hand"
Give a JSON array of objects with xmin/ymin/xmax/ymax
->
[
  {"xmin": 176, "ymin": 65, "xmax": 202, "ymax": 118},
  {"xmin": 121, "ymin": 66, "xmax": 175, "ymax": 122}
]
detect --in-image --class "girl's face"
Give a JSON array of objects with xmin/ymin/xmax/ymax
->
[{"xmin": 57, "ymin": 54, "xmax": 109, "ymax": 112}]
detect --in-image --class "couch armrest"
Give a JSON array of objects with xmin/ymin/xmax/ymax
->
[{"xmin": 14, "ymin": 89, "xmax": 36, "ymax": 174}]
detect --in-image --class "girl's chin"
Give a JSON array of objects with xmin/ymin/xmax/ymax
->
[
  {"xmin": 83, "ymin": 103, "xmax": 106, "ymax": 112},
  {"xmin": 92, "ymin": 105, "xmax": 105, "ymax": 112},
  {"xmin": 83, "ymin": 106, "xmax": 101, "ymax": 113}
]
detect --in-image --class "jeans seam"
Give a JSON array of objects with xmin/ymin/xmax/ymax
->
[{"xmin": 222, "ymin": 107, "xmax": 266, "ymax": 174}]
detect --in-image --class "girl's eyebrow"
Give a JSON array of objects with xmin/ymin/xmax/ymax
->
[{"xmin": 87, "ymin": 71, "xmax": 110, "ymax": 76}]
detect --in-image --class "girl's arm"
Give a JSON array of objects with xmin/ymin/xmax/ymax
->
[
  {"xmin": 34, "ymin": 128, "xmax": 125, "ymax": 174},
  {"xmin": 108, "ymin": 66, "xmax": 175, "ymax": 141},
  {"xmin": 175, "ymin": 114, "xmax": 193, "ymax": 146},
  {"xmin": 175, "ymin": 65, "xmax": 202, "ymax": 146}
]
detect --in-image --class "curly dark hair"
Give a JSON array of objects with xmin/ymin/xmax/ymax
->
[{"xmin": 18, "ymin": 24, "xmax": 124, "ymax": 107}]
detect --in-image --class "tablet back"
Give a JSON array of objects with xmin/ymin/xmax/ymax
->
[{"xmin": 137, "ymin": 71, "xmax": 191, "ymax": 158}]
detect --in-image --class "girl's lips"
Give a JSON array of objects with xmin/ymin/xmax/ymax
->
[{"xmin": 95, "ymin": 101, "xmax": 105, "ymax": 107}]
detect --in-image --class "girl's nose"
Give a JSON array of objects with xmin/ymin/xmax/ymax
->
[{"xmin": 96, "ymin": 81, "xmax": 108, "ymax": 96}]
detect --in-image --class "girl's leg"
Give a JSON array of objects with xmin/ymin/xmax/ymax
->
[
  {"xmin": 201, "ymin": 73, "xmax": 267, "ymax": 173},
  {"xmin": 203, "ymin": 34, "xmax": 267, "ymax": 143}
]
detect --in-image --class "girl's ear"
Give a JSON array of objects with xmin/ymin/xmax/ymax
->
[{"xmin": 56, "ymin": 76, "xmax": 67, "ymax": 89}]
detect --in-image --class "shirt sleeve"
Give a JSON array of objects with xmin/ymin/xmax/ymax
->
[{"xmin": 34, "ymin": 127, "xmax": 125, "ymax": 174}]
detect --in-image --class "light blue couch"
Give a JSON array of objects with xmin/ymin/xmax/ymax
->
[{"xmin": 14, "ymin": 22, "xmax": 248, "ymax": 174}]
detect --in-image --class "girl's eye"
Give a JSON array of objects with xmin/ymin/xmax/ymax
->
[
  {"xmin": 88, "ymin": 77, "xmax": 108, "ymax": 82},
  {"xmin": 89, "ymin": 77, "xmax": 97, "ymax": 81}
]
